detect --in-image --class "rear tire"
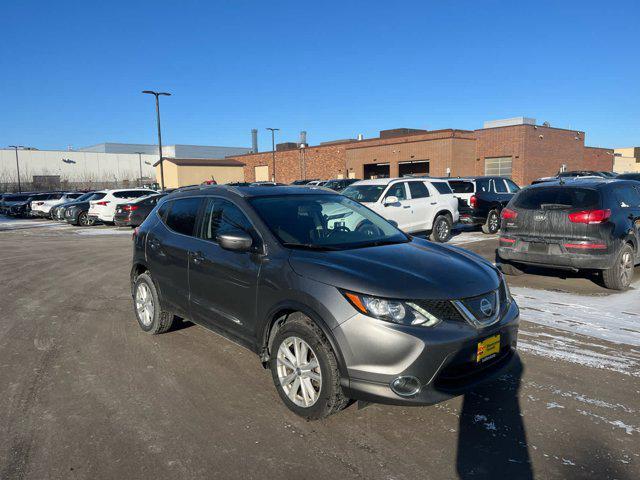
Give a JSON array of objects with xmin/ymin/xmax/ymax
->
[
  {"xmin": 133, "ymin": 272, "xmax": 175, "ymax": 334},
  {"xmin": 602, "ymin": 243, "xmax": 635, "ymax": 290},
  {"xmin": 430, "ymin": 214, "xmax": 453, "ymax": 243},
  {"xmin": 78, "ymin": 211, "xmax": 91, "ymax": 226},
  {"xmin": 270, "ymin": 313, "xmax": 349, "ymax": 420},
  {"xmin": 482, "ymin": 209, "xmax": 500, "ymax": 234}
]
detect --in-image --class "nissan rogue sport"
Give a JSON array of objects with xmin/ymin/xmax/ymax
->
[{"xmin": 130, "ymin": 185, "xmax": 520, "ymax": 419}]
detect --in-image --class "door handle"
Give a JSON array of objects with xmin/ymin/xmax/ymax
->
[
  {"xmin": 403, "ymin": 205, "xmax": 411, "ymax": 209},
  {"xmin": 189, "ymin": 251, "xmax": 205, "ymax": 264},
  {"xmin": 430, "ymin": 202, "xmax": 437, "ymax": 205}
]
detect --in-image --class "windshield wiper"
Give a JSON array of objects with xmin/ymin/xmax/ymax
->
[{"xmin": 281, "ymin": 242, "xmax": 341, "ymax": 251}]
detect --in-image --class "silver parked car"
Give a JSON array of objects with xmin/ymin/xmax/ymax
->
[{"xmin": 130, "ymin": 185, "xmax": 520, "ymax": 419}]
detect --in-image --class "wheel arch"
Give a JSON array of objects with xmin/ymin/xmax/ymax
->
[{"xmin": 259, "ymin": 301, "xmax": 349, "ymax": 379}]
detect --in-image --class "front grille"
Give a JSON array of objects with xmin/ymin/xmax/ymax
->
[{"xmin": 413, "ymin": 300, "xmax": 466, "ymax": 323}]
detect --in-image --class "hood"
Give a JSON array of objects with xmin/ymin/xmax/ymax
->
[{"xmin": 288, "ymin": 237, "xmax": 499, "ymax": 300}]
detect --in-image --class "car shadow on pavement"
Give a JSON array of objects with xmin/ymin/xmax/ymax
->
[{"xmin": 456, "ymin": 356, "xmax": 533, "ymax": 479}]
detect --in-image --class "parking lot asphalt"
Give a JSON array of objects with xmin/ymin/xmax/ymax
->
[{"xmin": 1, "ymin": 218, "xmax": 638, "ymax": 480}]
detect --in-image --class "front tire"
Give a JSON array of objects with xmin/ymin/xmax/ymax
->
[
  {"xmin": 602, "ymin": 244, "xmax": 635, "ymax": 290},
  {"xmin": 78, "ymin": 211, "xmax": 93, "ymax": 226},
  {"xmin": 482, "ymin": 209, "xmax": 500, "ymax": 234},
  {"xmin": 430, "ymin": 214, "xmax": 452, "ymax": 243},
  {"xmin": 270, "ymin": 313, "xmax": 349, "ymax": 420},
  {"xmin": 133, "ymin": 272, "xmax": 175, "ymax": 334}
]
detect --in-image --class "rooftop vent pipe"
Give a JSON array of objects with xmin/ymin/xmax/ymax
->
[{"xmin": 251, "ymin": 129, "xmax": 258, "ymax": 153}]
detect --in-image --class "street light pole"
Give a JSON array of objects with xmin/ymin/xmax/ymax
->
[
  {"xmin": 9, "ymin": 145, "xmax": 24, "ymax": 193},
  {"xmin": 142, "ymin": 90, "xmax": 171, "ymax": 190},
  {"xmin": 135, "ymin": 152, "xmax": 144, "ymax": 187},
  {"xmin": 266, "ymin": 128, "xmax": 279, "ymax": 182}
]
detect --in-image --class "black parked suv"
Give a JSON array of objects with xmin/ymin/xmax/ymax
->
[
  {"xmin": 64, "ymin": 191, "xmax": 107, "ymax": 226},
  {"xmin": 497, "ymin": 179, "xmax": 640, "ymax": 290},
  {"xmin": 130, "ymin": 185, "xmax": 520, "ymax": 419},
  {"xmin": 449, "ymin": 177, "xmax": 521, "ymax": 234}
]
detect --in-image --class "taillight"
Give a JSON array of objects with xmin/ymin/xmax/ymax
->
[
  {"xmin": 470, "ymin": 195, "xmax": 477, "ymax": 208},
  {"xmin": 501, "ymin": 208, "xmax": 518, "ymax": 220},
  {"xmin": 123, "ymin": 205, "xmax": 139, "ymax": 212},
  {"xmin": 564, "ymin": 243, "xmax": 607, "ymax": 250},
  {"xmin": 568, "ymin": 209, "xmax": 611, "ymax": 224},
  {"xmin": 96, "ymin": 201, "xmax": 110, "ymax": 206}
]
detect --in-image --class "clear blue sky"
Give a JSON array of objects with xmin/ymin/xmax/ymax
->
[{"xmin": 1, "ymin": 0, "xmax": 638, "ymax": 151}]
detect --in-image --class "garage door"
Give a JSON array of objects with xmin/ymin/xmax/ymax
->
[
  {"xmin": 484, "ymin": 156, "xmax": 513, "ymax": 177},
  {"xmin": 363, "ymin": 163, "xmax": 390, "ymax": 179},
  {"xmin": 399, "ymin": 160, "xmax": 429, "ymax": 177},
  {"xmin": 254, "ymin": 165, "xmax": 269, "ymax": 182}
]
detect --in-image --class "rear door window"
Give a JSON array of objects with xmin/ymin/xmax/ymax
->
[
  {"xmin": 164, "ymin": 198, "xmax": 202, "ymax": 236},
  {"xmin": 493, "ymin": 179, "xmax": 508, "ymax": 193},
  {"xmin": 513, "ymin": 187, "xmax": 600, "ymax": 210},
  {"xmin": 407, "ymin": 182, "xmax": 430, "ymax": 199}
]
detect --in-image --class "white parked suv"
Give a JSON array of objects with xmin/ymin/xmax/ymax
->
[
  {"xmin": 31, "ymin": 192, "xmax": 84, "ymax": 218},
  {"xmin": 342, "ymin": 178, "xmax": 459, "ymax": 242},
  {"xmin": 88, "ymin": 189, "xmax": 158, "ymax": 224}
]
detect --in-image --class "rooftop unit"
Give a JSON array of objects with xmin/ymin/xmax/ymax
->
[{"xmin": 483, "ymin": 117, "xmax": 536, "ymax": 129}]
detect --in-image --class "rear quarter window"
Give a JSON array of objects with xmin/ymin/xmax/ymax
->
[
  {"xmin": 513, "ymin": 187, "xmax": 600, "ymax": 210},
  {"xmin": 408, "ymin": 182, "xmax": 430, "ymax": 199},
  {"xmin": 448, "ymin": 181, "xmax": 474, "ymax": 194},
  {"xmin": 432, "ymin": 182, "xmax": 453, "ymax": 194}
]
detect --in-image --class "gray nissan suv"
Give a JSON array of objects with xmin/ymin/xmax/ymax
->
[{"xmin": 130, "ymin": 185, "xmax": 520, "ymax": 419}]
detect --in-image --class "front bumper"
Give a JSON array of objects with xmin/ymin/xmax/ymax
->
[
  {"xmin": 498, "ymin": 243, "xmax": 614, "ymax": 271},
  {"xmin": 333, "ymin": 300, "xmax": 520, "ymax": 406}
]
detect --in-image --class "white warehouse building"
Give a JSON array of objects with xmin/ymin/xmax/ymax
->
[{"xmin": 0, "ymin": 142, "xmax": 250, "ymax": 191}]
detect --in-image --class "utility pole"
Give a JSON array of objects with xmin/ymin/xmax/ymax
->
[
  {"xmin": 8, "ymin": 145, "xmax": 24, "ymax": 192},
  {"xmin": 142, "ymin": 90, "xmax": 171, "ymax": 190},
  {"xmin": 266, "ymin": 127, "xmax": 280, "ymax": 182},
  {"xmin": 135, "ymin": 152, "xmax": 144, "ymax": 187}
]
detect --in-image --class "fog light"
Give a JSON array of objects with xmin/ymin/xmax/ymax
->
[{"xmin": 390, "ymin": 376, "xmax": 421, "ymax": 397}]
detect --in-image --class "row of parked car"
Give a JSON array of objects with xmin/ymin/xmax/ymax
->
[{"xmin": 0, "ymin": 188, "xmax": 164, "ymax": 227}]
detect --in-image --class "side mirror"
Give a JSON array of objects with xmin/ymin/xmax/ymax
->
[
  {"xmin": 383, "ymin": 195, "xmax": 399, "ymax": 206},
  {"xmin": 388, "ymin": 219, "xmax": 399, "ymax": 228},
  {"xmin": 217, "ymin": 231, "xmax": 253, "ymax": 252}
]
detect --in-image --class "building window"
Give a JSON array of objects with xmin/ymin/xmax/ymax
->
[{"xmin": 484, "ymin": 156, "xmax": 513, "ymax": 177}]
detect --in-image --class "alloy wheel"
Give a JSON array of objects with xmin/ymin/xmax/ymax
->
[
  {"xmin": 437, "ymin": 218, "xmax": 450, "ymax": 241},
  {"xmin": 620, "ymin": 250, "xmax": 634, "ymax": 286},
  {"xmin": 489, "ymin": 212, "xmax": 499, "ymax": 233},
  {"xmin": 276, "ymin": 336, "xmax": 322, "ymax": 408},
  {"xmin": 135, "ymin": 283, "xmax": 154, "ymax": 326}
]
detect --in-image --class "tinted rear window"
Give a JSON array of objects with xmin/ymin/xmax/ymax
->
[
  {"xmin": 164, "ymin": 198, "xmax": 202, "ymax": 236},
  {"xmin": 513, "ymin": 187, "xmax": 600, "ymax": 210},
  {"xmin": 448, "ymin": 181, "xmax": 474, "ymax": 193},
  {"xmin": 432, "ymin": 182, "xmax": 453, "ymax": 194},
  {"xmin": 408, "ymin": 182, "xmax": 430, "ymax": 198}
]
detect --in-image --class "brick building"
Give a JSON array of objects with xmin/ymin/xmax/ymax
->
[{"xmin": 227, "ymin": 118, "xmax": 613, "ymax": 186}]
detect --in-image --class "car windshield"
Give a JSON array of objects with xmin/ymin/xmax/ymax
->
[
  {"xmin": 249, "ymin": 194, "xmax": 408, "ymax": 251},
  {"xmin": 342, "ymin": 184, "xmax": 386, "ymax": 203},
  {"xmin": 448, "ymin": 181, "xmax": 474, "ymax": 193}
]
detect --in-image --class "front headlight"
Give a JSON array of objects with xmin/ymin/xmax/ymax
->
[{"xmin": 343, "ymin": 291, "xmax": 441, "ymax": 327}]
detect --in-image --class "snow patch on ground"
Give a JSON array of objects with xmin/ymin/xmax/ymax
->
[
  {"xmin": 450, "ymin": 231, "xmax": 498, "ymax": 245},
  {"xmin": 74, "ymin": 228, "xmax": 132, "ymax": 236},
  {"xmin": 518, "ymin": 330, "xmax": 640, "ymax": 377},
  {"xmin": 513, "ymin": 286, "xmax": 640, "ymax": 347}
]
